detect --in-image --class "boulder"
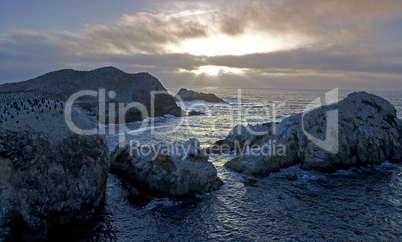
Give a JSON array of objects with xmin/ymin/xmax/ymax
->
[
  {"xmin": 0, "ymin": 94, "xmax": 109, "ymax": 240},
  {"xmin": 206, "ymin": 123, "xmax": 276, "ymax": 154},
  {"xmin": 224, "ymin": 92, "xmax": 402, "ymax": 175},
  {"xmin": 110, "ymin": 139, "xmax": 223, "ymax": 197},
  {"xmin": 174, "ymin": 88, "xmax": 227, "ymax": 103}
]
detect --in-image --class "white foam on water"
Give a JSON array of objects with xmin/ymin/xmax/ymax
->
[
  {"xmin": 142, "ymin": 116, "xmax": 166, "ymax": 122},
  {"xmin": 145, "ymin": 198, "xmax": 183, "ymax": 210},
  {"xmin": 127, "ymin": 125, "xmax": 173, "ymax": 135},
  {"xmin": 274, "ymin": 115, "xmax": 287, "ymax": 122},
  {"xmin": 106, "ymin": 124, "xmax": 174, "ymax": 137}
]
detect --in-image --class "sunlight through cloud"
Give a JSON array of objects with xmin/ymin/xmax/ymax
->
[
  {"xmin": 168, "ymin": 32, "xmax": 311, "ymax": 56},
  {"xmin": 180, "ymin": 65, "xmax": 245, "ymax": 76}
]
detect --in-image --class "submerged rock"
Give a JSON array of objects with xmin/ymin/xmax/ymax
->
[
  {"xmin": 110, "ymin": 139, "xmax": 223, "ymax": 197},
  {"xmin": 127, "ymin": 188, "xmax": 152, "ymax": 206},
  {"xmin": 0, "ymin": 94, "xmax": 110, "ymax": 240},
  {"xmin": 224, "ymin": 92, "xmax": 402, "ymax": 176},
  {"xmin": 174, "ymin": 88, "xmax": 227, "ymax": 103},
  {"xmin": 187, "ymin": 110, "xmax": 206, "ymax": 116}
]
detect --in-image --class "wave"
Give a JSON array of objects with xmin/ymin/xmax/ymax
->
[
  {"xmin": 177, "ymin": 100, "xmax": 231, "ymax": 107},
  {"xmin": 274, "ymin": 115, "xmax": 287, "ymax": 122},
  {"xmin": 107, "ymin": 124, "xmax": 174, "ymax": 137},
  {"xmin": 145, "ymin": 198, "xmax": 183, "ymax": 210}
]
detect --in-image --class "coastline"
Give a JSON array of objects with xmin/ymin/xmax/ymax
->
[{"xmin": 1, "ymin": 78, "xmax": 402, "ymax": 240}]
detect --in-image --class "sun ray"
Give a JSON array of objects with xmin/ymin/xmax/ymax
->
[{"xmin": 168, "ymin": 32, "xmax": 311, "ymax": 56}]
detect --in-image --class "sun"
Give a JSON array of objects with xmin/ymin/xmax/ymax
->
[
  {"xmin": 189, "ymin": 65, "xmax": 244, "ymax": 76},
  {"xmin": 198, "ymin": 66, "xmax": 220, "ymax": 76}
]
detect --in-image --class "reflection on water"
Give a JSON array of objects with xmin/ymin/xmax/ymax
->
[
  {"xmin": 95, "ymin": 88, "xmax": 402, "ymax": 240},
  {"xmin": 90, "ymin": 158, "xmax": 402, "ymax": 240}
]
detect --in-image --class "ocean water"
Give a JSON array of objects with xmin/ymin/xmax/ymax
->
[{"xmin": 88, "ymin": 88, "xmax": 402, "ymax": 241}]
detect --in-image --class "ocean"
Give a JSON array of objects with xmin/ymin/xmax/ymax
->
[{"xmin": 87, "ymin": 88, "xmax": 402, "ymax": 241}]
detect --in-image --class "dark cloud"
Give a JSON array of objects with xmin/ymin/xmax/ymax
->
[
  {"xmin": 0, "ymin": 33, "xmax": 206, "ymax": 82},
  {"xmin": 163, "ymin": 68, "xmax": 402, "ymax": 91},
  {"xmin": 206, "ymin": 46, "xmax": 402, "ymax": 74},
  {"xmin": 0, "ymin": 31, "xmax": 67, "ymax": 59}
]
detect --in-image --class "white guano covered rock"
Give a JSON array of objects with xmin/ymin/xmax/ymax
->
[
  {"xmin": 111, "ymin": 139, "xmax": 223, "ymax": 197},
  {"xmin": 0, "ymin": 93, "xmax": 109, "ymax": 240},
  {"xmin": 225, "ymin": 92, "xmax": 402, "ymax": 175}
]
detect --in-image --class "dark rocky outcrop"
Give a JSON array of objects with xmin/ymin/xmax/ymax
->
[
  {"xmin": 187, "ymin": 110, "xmax": 206, "ymax": 116},
  {"xmin": 0, "ymin": 93, "xmax": 109, "ymax": 240},
  {"xmin": 110, "ymin": 139, "xmax": 223, "ymax": 197},
  {"xmin": 174, "ymin": 88, "xmax": 227, "ymax": 103},
  {"xmin": 127, "ymin": 188, "xmax": 152, "ymax": 206},
  {"xmin": 222, "ymin": 92, "xmax": 402, "ymax": 176},
  {"xmin": 0, "ymin": 66, "xmax": 185, "ymax": 123}
]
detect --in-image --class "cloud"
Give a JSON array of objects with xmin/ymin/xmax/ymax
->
[
  {"xmin": 0, "ymin": 30, "xmax": 69, "ymax": 65},
  {"xmin": 4, "ymin": 0, "xmax": 401, "ymax": 58},
  {"xmin": 0, "ymin": 31, "xmax": 207, "ymax": 82},
  {"xmin": 205, "ymin": 45, "xmax": 402, "ymax": 74},
  {"xmin": 69, "ymin": 12, "xmax": 208, "ymax": 55},
  {"xmin": 214, "ymin": 0, "xmax": 402, "ymax": 42},
  {"xmin": 1, "ymin": 0, "xmax": 402, "ymax": 90}
]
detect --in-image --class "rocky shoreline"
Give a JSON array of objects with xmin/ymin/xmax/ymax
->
[
  {"xmin": 1, "ymin": 67, "xmax": 402, "ymax": 239},
  {"xmin": 0, "ymin": 67, "xmax": 187, "ymax": 239}
]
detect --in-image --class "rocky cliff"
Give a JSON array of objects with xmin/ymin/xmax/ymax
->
[
  {"xmin": 0, "ymin": 93, "xmax": 110, "ymax": 240},
  {"xmin": 0, "ymin": 66, "xmax": 185, "ymax": 123}
]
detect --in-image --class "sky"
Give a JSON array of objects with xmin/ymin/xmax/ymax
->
[{"xmin": 1, "ymin": 0, "xmax": 402, "ymax": 90}]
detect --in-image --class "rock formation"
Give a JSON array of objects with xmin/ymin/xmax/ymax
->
[
  {"xmin": 187, "ymin": 110, "xmax": 206, "ymax": 116},
  {"xmin": 174, "ymin": 88, "xmax": 227, "ymax": 103},
  {"xmin": 222, "ymin": 92, "xmax": 402, "ymax": 176},
  {"xmin": 110, "ymin": 139, "xmax": 223, "ymax": 197},
  {"xmin": 206, "ymin": 123, "xmax": 276, "ymax": 154},
  {"xmin": 0, "ymin": 92, "xmax": 109, "ymax": 240},
  {"xmin": 0, "ymin": 67, "xmax": 185, "ymax": 123}
]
